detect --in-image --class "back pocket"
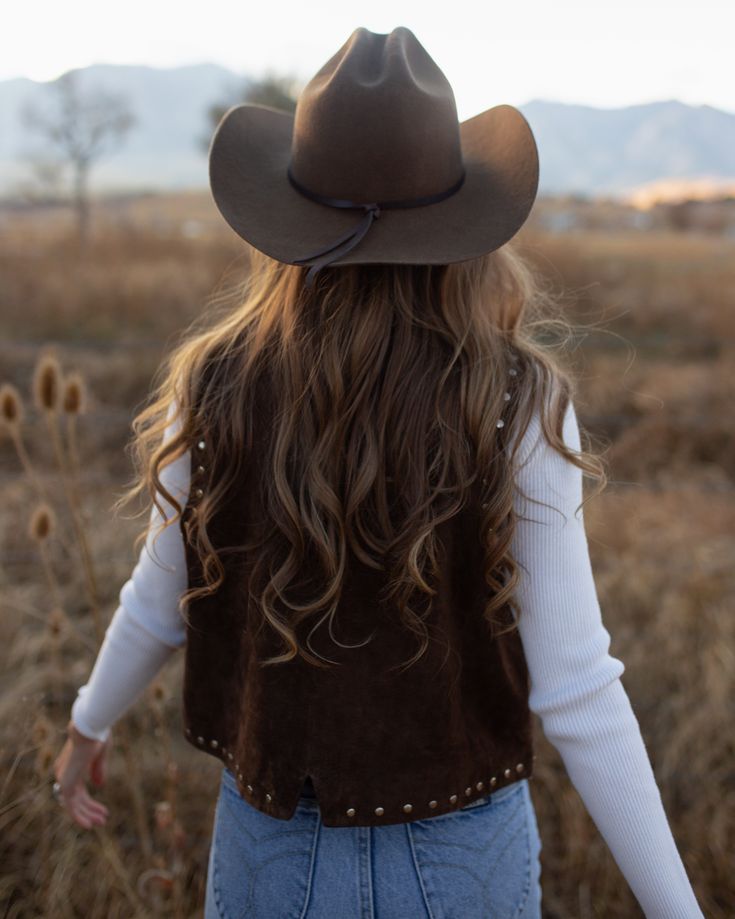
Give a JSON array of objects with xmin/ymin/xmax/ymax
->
[
  {"xmin": 208, "ymin": 767, "xmax": 320, "ymax": 919},
  {"xmin": 407, "ymin": 779, "xmax": 533, "ymax": 919}
]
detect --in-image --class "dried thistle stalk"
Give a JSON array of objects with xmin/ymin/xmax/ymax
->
[
  {"xmin": 0, "ymin": 382, "xmax": 49, "ymax": 501},
  {"xmin": 31, "ymin": 352, "xmax": 101, "ymax": 639}
]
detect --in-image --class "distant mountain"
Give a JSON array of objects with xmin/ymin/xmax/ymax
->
[
  {"xmin": 0, "ymin": 62, "xmax": 250, "ymax": 197},
  {"xmin": 1, "ymin": 64, "xmax": 734, "ymax": 200},
  {"xmin": 518, "ymin": 98, "xmax": 735, "ymax": 197}
]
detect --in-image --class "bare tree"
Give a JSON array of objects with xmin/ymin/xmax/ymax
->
[
  {"xmin": 13, "ymin": 155, "xmax": 67, "ymax": 203},
  {"xmin": 20, "ymin": 70, "xmax": 136, "ymax": 248},
  {"xmin": 200, "ymin": 71, "xmax": 302, "ymax": 154}
]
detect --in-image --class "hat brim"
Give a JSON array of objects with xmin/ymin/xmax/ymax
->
[{"xmin": 208, "ymin": 102, "xmax": 539, "ymax": 267}]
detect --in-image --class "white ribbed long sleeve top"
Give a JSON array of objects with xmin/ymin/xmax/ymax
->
[{"xmin": 70, "ymin": 398, "xmax": 705, "ymax": 918}]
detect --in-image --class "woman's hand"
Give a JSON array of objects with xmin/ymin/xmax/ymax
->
[{"xmin": 52, "ymin": 719, "xmax": 110, "ymax": 829}]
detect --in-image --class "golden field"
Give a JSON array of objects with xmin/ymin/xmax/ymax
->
[{"xmin": 0, "ymin": 192, "xmax": 732, "ymax": 917}]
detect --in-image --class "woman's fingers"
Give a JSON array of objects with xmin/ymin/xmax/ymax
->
[
  {"xmin": 78, "ymin": 796, "xmax": 108, "ymax": 827},
  {"xmin": 64, "ymin": 782, "xmax": 109, "ymax": 827},
  {"xmin": 77, "ymin": 784, "xmax": 109, "ymax": 822},
  {"xmin": 67, "ymin": 795, "xmax": 95, "ymax": 828}
]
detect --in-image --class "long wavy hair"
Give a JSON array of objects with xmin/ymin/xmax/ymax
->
[{"xmin": 114, "ymin": 243, "xmax": 607, "ymax": 671}]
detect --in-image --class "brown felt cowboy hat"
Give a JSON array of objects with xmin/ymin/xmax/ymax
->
[{"xmin": 208, "ymin": 26, "xmax": 540, "ymax": 288}]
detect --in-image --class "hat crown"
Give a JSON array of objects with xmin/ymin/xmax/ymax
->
[{"xmin": 289, "ymin": 27, "xmax": 464, "ymax": 203}]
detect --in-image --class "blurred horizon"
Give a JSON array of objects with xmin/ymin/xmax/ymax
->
[
  {"xmin": 6, "ymin": 63, "xmax": 734, "ymax": 118},
  {"xmin": 3, "ymin": 61, "xmax": 735, "ymax": 207},
  {"xmin": 5, "ymin": 60, "xmax": 734, "ymax": 119}
]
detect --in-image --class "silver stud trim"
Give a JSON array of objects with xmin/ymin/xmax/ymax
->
[
  {"xmin": 197, "ymin": 439, "xmax": 206, "ymax": 450},
  {"xmin": 195, "ymin": 488, "xmax": 204, "ymax": 499},
  {"xmin": 481, "ymin": 370, "xmax": 517, "ymax": 503},
  {"xmin": 197, "ymin": 465, "xmax": 206, "ymax": 474},
  {"xmin": 185, "ymin": 731, "xmax": 531, "ymax": 819}
]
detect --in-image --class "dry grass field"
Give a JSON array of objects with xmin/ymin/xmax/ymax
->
[{"xmin": 0, "ymin": 192, "xmax": 732, "ymax": 917}]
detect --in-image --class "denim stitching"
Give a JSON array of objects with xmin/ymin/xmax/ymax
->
[
  {"xmin": 509, "ymin": 784, "xmax": 538, "ymax": 919},
  {"xmin": 213, "ymin": 846, "xmax": 316, "ymax": 919},
  {"xmin": 405, "ymin": 821, "xmax": 439, "ymax": 919},
  {"xmin": 212, "ymin": 781, "xmax": 318, "ymax": 919},
  {"xmin": 501, "ymin": 799, "xmax": 531, "ymax": 919},
  {"xmin": 297, "ymin": 813, "xmax": 321, "ymax": 919},
  {"xmin": 406, "ymin": 793, "xmax": 531, "ymax": 918},
  {"xmin": 358, "ymin": 826, "xmax": 375, "ymax": 919}
]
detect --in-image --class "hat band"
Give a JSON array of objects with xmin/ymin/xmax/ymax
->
[{"xmin": 287, "ymin": 165, "xmax": 466, "ymax": 288}]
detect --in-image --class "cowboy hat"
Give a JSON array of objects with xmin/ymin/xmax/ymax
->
[{"xmin": 208, "ymin": 26, "xmax": 539, "ymax": 287}]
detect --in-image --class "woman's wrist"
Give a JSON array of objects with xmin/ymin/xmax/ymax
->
[{"xmin": 66, "ymin": 717, "xmax": 106, "ymax": 745}]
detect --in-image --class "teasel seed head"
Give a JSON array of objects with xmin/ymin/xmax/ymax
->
[
  {"xmin": 32, "ymin": 352, "xmax": 62, "ymax": 413},
  {"xmin": 29, "ymin": 502, "xmax": 56, "ymax": 542},
  {"xmin": 0, "ymin": 382, "xmax": 24, "ymax": 433},
  {"xmin": 32, "ymin": 713, "xmax": 53, "ymax": 745},
  {"xmin": 35, "ymin": 745, "xmax": 55, "ymax": 776},
  {"xmin": 62, "ymin": 371, "xmax": 87, "ymax": 415}
]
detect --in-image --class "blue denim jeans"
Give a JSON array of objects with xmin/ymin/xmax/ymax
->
[{"xmin": 205, "ymin": 764, "xmax": 542, "ymax": 918}]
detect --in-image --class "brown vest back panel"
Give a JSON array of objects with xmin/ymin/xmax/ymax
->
[{"xmin": 179, "ymin": 373, "xmax": 534, "ymax": 827}]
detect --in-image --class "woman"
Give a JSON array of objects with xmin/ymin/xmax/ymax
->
[{"xmin": 53, "ymin": 26, "xmax": 705, "ymax": 919}]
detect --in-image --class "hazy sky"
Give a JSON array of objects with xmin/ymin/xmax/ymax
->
[{"xmin": 4, "ymin": 0, "xmax": 733, "ymax": 118}]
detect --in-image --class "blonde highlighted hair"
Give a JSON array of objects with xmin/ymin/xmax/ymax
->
[{"xmin": 115, "ymin": 244, "xmax": 607, "ymax": 670}]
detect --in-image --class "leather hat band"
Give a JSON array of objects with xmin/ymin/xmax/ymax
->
[{"xmin": 287, "ymin": 165, "xmax": 466, "ymax": 288}]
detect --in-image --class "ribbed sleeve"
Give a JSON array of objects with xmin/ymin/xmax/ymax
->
[
  {"xmin": 70, "ymin": 403, "xmax": 190, "ymax": 741},
  {"xmin": 510, "ymin": 398, "xmax": 705, "ymax": 918}
]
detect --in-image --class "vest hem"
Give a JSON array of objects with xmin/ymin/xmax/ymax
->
[{"xmin": 184, "ymin": 725, "xmax": 536, "ymax": 827}]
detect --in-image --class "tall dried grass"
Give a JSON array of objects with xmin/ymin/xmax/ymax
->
[{"xmin": 0, "ymin": 202, "xmax": 731, "ymax": 916}]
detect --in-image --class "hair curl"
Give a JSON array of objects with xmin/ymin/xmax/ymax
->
[{"xmin": 114, "ymin": 243, "xmax": 607, "ymax": 672}]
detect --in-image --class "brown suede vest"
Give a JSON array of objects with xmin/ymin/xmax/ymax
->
[{"xmin": 178, "ymin": 373, "xmax": 535, "ymax": 828}]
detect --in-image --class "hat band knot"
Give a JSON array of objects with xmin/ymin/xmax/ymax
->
[{"xmin": 287, "ymin": 165, "xmax": 466, "ymax": 288}]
